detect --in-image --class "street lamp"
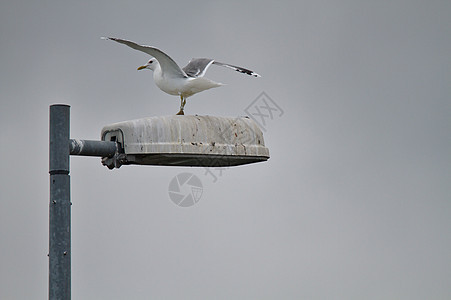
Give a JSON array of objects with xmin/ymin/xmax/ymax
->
[{"xmin": 48, "ymin": 104, "xmax": 269, "ymax": 299}]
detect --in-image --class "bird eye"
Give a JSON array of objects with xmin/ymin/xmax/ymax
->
[{"xmin": 148, "ymin": 60, "xmax": 153, "ymax": 64}]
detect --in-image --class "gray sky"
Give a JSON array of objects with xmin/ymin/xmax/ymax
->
[{"xmin": 1, "ymin": 1, "xmax": 450, "ymax": 299}]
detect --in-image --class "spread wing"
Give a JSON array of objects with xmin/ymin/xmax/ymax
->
[
  {"xmin": 102, "ymin": 37, "xmax": 187, "ymax": 78},
  {"xmin": 182, "ymin": 58, "xmax": 261, "ymax": 78}
]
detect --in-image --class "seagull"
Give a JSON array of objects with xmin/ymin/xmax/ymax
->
[{"xmin": 102, "ymin": 37, "xmax": 260, "ymax": 115}]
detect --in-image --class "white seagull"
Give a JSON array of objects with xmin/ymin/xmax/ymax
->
[{"xmin": 102, "ymin": 37, "xmax": 261, "ymax": 115}]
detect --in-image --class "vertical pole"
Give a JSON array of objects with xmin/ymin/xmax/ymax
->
[{"xmin": 49, "ymin": 104, "xmax": 71, "ymax": 300}]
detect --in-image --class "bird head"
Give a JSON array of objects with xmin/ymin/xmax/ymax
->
[{"xmin": 137, "ymin": 58, "xmax": 158, "ymax": 71}]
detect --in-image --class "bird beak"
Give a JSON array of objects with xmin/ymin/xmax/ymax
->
[{"xmin": 137, "ymin": 65, "xmax": 147, "ymax": 70}]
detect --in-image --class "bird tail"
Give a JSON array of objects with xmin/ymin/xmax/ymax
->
[{"xmin": 184, "ymin": 77, "xmax": 224, "ymax": 97}]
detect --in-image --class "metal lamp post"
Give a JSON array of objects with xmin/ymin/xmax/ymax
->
[{"xmin": 49, "ymin": 104, "xmax": 116, "ymax": 300}]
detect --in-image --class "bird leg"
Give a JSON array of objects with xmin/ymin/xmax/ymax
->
[{"xmin": 176, "ymin": 95, "xmax": 186, "ymax": 115}]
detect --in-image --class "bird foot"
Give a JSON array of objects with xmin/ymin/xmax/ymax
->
[{"xmin": 176, "ymin": 110, "xmax": 184, "ymax": 115}]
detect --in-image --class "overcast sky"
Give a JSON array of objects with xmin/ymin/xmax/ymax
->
[{"xmin": 0, "ymin": 1, "xmax": 450, "ymax": 299}]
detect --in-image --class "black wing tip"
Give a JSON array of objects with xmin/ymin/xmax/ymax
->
[
  {"xmin": 215, "ymin": 61, "xmax": 261, "ymax": 78},
  {"xmin": 101, "ymin": 37, "xmax": 122, "ymax": 42},
  {"xmin": 240, "ymin": 69, "xmax": 261, "ymax": 78}
]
